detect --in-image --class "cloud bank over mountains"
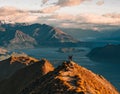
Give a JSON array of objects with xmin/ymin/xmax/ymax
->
[{"xmin": 0, "ymin": 0, "xmax": 120, "ymax": 30}]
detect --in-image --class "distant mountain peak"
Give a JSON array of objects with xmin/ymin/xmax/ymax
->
[
  {"xmin": 8, "ymin": 30, "xmax": 37, "ymax": 49},
  {"xmin": 50, "ymin": 27, "xmax": 78, "ymax": 43},
  {"xmin": 10, "ymin": 30, "xmax": 36, "ymax": 43}
]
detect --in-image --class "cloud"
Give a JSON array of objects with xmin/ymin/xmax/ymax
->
[
  {"xmin": 36, "ymin": 12, "xmax": 120, "ymax": 29},
  {"xmin": 0, "ymin": 6, "xmax": 120, "ymax": 30},
  {"xmin": 40, "ymin": 0, "xmax": 91, "ymax": 13},
  {"xmin": 82, "ymin": 13, "xmax": 120, "ymax": 25},
  {"xmin": 52, "ymin": 13, "xmax": 77, "ymax": 20},
  {"xmin": 57, "ymin": 0, "xmax": 88, "ymax": 7},
  {"xmin": 103, "ymin": 13, "xmax": 120, "ymax": 18},
  {"xmin": 96, "ymin": 0, "xmax": 104, "ymax": 6},
  {"xmin": 40, "ymin": 5, "xmax": 60, "ymax": 13},
  {"xmin": 0, "ymin": 6, "xmax": 38, "ymax": 23},
  {"xmin": 0, "ymin": 6, "xmax": 25, "ymax": 16},
  {"xmin": 52, "ymin": 13, "xmax": 120, "ymax": 25}
]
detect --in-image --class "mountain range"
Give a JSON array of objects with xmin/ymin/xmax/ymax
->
[
  {"xmin": 0, "ymin": 22, "xmax": 79, "ymax": 49},
  {"xmin": 62, "ymin": 28, "xmax": 120, "ymax": 42},
  {"xmin": 0, "ymin": 22, "xmax": 120, "ymax": 49}
]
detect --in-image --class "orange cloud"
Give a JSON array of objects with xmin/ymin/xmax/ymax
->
[
  {"xmin": 0, "ymin": 6, "xmax": 38, "ymax": 23},
  {"xmin": 57, "ymin": 0, "xmax": 86, "ymax": 6},
  {"xmin": 41, "ymin": 6, "xmax": 60, "ymax": 13},
  {"xmin": 41, "ymin": 0, "xmax": 91, "ymax": 13}
]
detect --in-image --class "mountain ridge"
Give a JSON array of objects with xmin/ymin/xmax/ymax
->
[
  {"xmin": 0, "ymin": 57, "xmax": 119, "ymax": 94},
  {"xmin": 0, "ymin": 23, "xmax": 79, "ymax": 49},
  {"xmin": 19, "ymin": 61, "xmax": 119, "ymax": 94}
]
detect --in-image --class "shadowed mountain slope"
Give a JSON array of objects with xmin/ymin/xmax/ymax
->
[
  {"xmin": 87, "ymin": 44, "xmax": 120, "ymax": 62},
  {"xmin": 0, "ymin": 55, "xmax": 39, "ymax": 80},
  {"xmin": 0, "ymin": 59, "xmax": 54, "ymax": 94}
]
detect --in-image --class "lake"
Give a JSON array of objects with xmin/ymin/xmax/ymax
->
[{"xmin": 15, "ymin": 47, "xmax": 120, "ymax": 91}]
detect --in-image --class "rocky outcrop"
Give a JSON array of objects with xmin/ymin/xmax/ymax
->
[
  {"xmin": 20, "ymin": 61, "xmax": 119, "ymax": 94},
  {"xmin": 0, "ymin": 47, "xmax": 7, "ymax": 55}
]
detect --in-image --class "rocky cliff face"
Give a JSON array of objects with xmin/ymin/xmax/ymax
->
[{"xmin": 20, "ymin": 61, "xmax": 119, "ymax": 94}]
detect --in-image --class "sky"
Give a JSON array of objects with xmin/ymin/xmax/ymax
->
[{"xmin": 0, "ymin": 0, "xmax": 120, "ymax": 30}]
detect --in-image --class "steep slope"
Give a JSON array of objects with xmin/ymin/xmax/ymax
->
[
  {"xmin": 20, "ymin": 61, "xmax": 119, "ymax": 94},
  {"xmin": 0, "ymin": 57, "xmax": 25, "ymax": 81},
  {"xmin": 0, "ymin": 59, "xmax": 54, "ymax": 94},
  {"xmin": 33, "ymin": 26, "xmax": 78, "ymax": 43},
  {"xmin": 8, "ymin": 30, "xmax": 37, "ymax": 49},
  {"xmin": 0, "ymin": 55, "xmax": 39, "ymax": 80}
]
